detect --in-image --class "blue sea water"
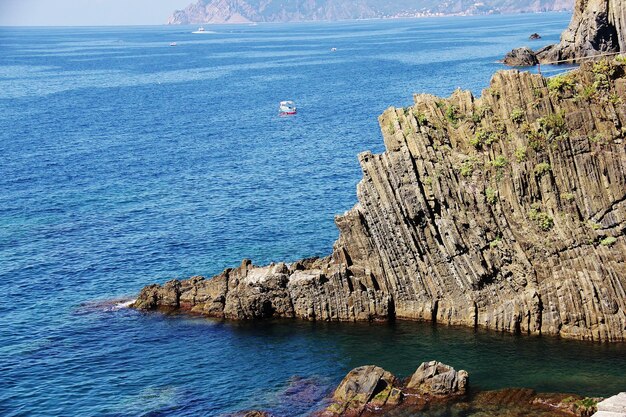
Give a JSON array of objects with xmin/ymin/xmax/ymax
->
[{"xmin": 2, "ymin": 13, "xmax": 626, "ymax": 417}]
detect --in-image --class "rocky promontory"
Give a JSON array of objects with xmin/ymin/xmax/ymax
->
[
  {"xmin": 135, "ymin": 59, "xmax": 626, "ymax": 342},
  {"xmin": 538, "ymin": 0, "xmax": 625, "ymax": 63},
  {"xmin": 504, "ymin": 0, "xmax": 625, "ymax": 65}
]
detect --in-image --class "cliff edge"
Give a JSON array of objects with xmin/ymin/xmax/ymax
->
[
  {"xmin": 504, "ymin": 0, "xmax": 625, "ymax": 64},
  {"xmin": 539, "ymin": 0, "xmax": 625, "ymax": 63},
  {"xmin": 134, "ymin": 60, "xmax": 626, "ymax": 342}
]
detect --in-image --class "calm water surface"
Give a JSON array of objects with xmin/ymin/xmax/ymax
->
[{"xmin": 2, "ymin": 13, "xmax": 625, "ymax": 417}]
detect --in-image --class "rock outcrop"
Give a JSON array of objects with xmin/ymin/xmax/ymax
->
[
  {"xmin": 503, "ymin": 47, "xmax": 540, "ymax": 66},
  {"xmin": 406, "ymin": 361, "xmax": 468, "ymax": 396},
  {"xmin": 134, "ymin": 60, "xmax": 626, "ymax": 342},
  {"xmin": 537, "ymin": 0, "xmax": 625, "ymax": 63},
  {"xmin": 322, "ymin": 361, "xmax": 465, "ymax": 416},
  {"xmin": 504, "ymin": 0, "xmax": 625, "ymax": 65},
  {"xmin": 318, "ymin": 362, "xmax": 602, "ymax": 416},
  {"xmin": 323, "ymin": 365, "xmax": 403, "ymax": 416}
]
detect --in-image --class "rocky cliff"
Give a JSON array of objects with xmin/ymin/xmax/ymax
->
[
  {"xmin": 168, "ymin": 0, "xmax": 574, "ymax": 25},
  {"xmin": 537, "ymin": 0, "xmax": 625, "ymax": 63},
  {"xmin": 135, "ymin": 60, "xmax": 626, "ymax": 342}
]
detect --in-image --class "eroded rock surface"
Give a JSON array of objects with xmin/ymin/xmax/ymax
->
[
  {"xmin": 503, "ymin": 47, "xmax": 539, "ymax": 66},
  {"xmin": 407, "ymin": 361, "xmax": 468, "ymax": 395},
  {"xmin": 538, "ymin": 0, "xmax": 624, "ymax": 63},
  {"xmin": 323, "ymin": 365, "xmax": 402, "ymax": 416},
  {"xmin": 135, "ymin": 60, "xmax": 626, "ymax": 342}
]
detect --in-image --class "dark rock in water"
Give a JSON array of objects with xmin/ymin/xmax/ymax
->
[
  {"xmin": 406, "ymin": 361, "xmax": 468, "ymax": 396},
  {"xmin": 277, "ymin": 376, "xmax": 330, "ymax": 411},
  {"xmin": 529, "ymin": 33, "xmax": 542, "ymax": 40},
  {"xmin": 502, "ymin": 46, "xmax": 539, "ymax": 66}
]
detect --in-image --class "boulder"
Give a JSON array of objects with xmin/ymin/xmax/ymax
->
[
  {"xmin": 325, "ymin": 365, "xmax": 402, "ymax": 416},
  {"xmin": 407, "ymin": 361, "xmax": 468, "ymax": 396},
  {"xmin": 502, "ymin": 47, "xmax": 539, "ymax": 66}
]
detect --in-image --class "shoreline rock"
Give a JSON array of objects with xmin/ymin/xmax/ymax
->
[
  {"xmin": 232, "ymin": 362, "xmax": 607, "ymax": 417},
  {"xmin": 134, "ymin": 59, "xmax": 626, "ymax": 342},
  {"xmin": 504, "ymin": 0, "xmax": 625, "ymax": 65},
  {"xmin": 502, "ymin": 46, "xmax": 539, "ymax": 66},
  {"xmin": 406, "ymin": 361, "xmax": 468, "ymax": 396},
  {"xmin": 320, "ymin": 361, "xmax": 468, "ymax": 416}
]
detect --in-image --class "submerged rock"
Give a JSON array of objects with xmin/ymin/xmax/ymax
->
[
  {"xmin": 135, "ymin": 59, "xmax": 626, "ymax": 342},
  {"xmin": 503, "ymin": 46, "xmax": 539, "ymax": 66},
  {"xmin": 407, "ymin": 361, "xmax": 468, "ymax": 396},
  {"xmin": 529, "ymin": 33, "xmax": 542, "ymax": 40}
]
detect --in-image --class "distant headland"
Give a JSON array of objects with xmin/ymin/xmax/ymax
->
[{"xmin": 167, "ymin": 0, "xmax": 574, "ymax": 25}]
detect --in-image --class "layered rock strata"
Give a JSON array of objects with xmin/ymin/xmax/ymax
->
[
  {"xmin": 135, "ymin": 60, "xmax": 626, "ymax": 342},
  {"xmin": 512, "ymin": 0, "xmax": 626, "ymax": 64}
]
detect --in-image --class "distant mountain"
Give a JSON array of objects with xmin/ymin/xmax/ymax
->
[{"xmin": 167, "ymin": 0, "xmax": 574, "ymax": 24}]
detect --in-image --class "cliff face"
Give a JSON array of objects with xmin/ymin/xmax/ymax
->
[
  {"xmin": 167, "ymin": 0, "xmax": 574, "ymax": 25},
  {"xmin": 538, "ymin": 0, "xmax": 625, "ymax": 62},
  {"xmin": 135, "ymin": 61, "xmax": 626, "ymax": 342}
]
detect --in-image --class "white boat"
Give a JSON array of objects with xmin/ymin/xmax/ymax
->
[
  {"xmin": 279, "ymin": 100, "xmax": 297, "ymax": 115},
  {"xmin": 331, "ymin": 47, "xmax": 337, "ymax": 52},
  {"xmin": 192, "ymin": 27, "xmax": 211, "ymax": 34},
  {"xmin": 170, "ymin": 42, "xmax": 177, "ymax": 47}
]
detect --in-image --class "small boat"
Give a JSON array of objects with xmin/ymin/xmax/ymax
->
[
  {"xmin": 331, "ymin": 47, "xmax": 337, "ymax": 52},
  {"xmin": 198, "ymin": 27, "xmax": 205, "ymax": 32},
  {"xmin": 170, "ymin": 42, "xmax": 177, "ymax": 47},
  {"xmin": 279, "ymin": 100, "xmax": 297, "ymax": 115}
]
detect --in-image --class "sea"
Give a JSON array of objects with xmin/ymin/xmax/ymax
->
[{"xmin": 2, "ymin": 13, "xmax": 626, "ymax": 417}]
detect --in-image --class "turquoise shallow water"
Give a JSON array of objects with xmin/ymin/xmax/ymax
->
[{"xmin": 2, "ymin": 13, "xmax": 625, "ymax": 417}]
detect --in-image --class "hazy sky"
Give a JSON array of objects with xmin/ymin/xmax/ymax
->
[{"xmin": 0, "ymin": 0, "xmax": 193, "ymax": 26}]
